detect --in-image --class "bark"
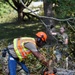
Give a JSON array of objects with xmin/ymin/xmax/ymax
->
[
  {"xmin": 18, "ymin": 8, "xmax": 24, "ymax": 21},
  {"xmin": 43, "ymin": 0, "xmax": 56, "ymax": 44},
  {"xmin": 43, "ymin": 0, "xmax": 55, "ymax": 27}
]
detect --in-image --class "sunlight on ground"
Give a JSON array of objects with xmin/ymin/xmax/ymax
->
[
  {"xmin": 29, "ymin": 1, "xmax": 43, "ymax": 7},
  {"xmin": 0, "ymin": 12, "xmax": 17, "ymax": 23},
  {"xmin": 23, "ymin": 1, "xmax": 43, "ymax": 15}
]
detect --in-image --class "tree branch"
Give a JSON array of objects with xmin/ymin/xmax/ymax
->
[
  {"xmin": 6, "ymin": 0, "xmax": 17, "ymax": 11},
  {"xmin": 67, "ymin": 21, "xmax": 75, "ymax": 32},
  {"xmin": 26, "ymin": 0, "xmax": 32, "ymax": 7}
]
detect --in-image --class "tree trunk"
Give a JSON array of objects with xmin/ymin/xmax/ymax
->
[
  {"xmin": 43, "ymin": 0, "xmax": 56, "ymax": 44},
  {"xmin": 43, "ymin": 0, "xmax": 55, "ymax": 27},
  {"xmin": 18, "ymin": 8, "xmax": 24, "ymax": 21}
]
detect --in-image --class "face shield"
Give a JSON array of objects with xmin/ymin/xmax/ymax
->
[{"xmin": 36, "ymin": 37, "xmax": 46, "ymax": 47}]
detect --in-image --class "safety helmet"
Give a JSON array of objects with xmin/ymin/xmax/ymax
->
[{"xmin": 36, "ymin": 31, "xmax": 47, "ymax": 41}]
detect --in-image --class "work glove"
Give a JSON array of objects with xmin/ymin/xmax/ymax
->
[
  {"xmin": 47, "ymin": 60, "xmax": 57, "ymax": 74},
  {"xmin": 42, "ymin": 67, "xmax": 57, "ymax": 75}
]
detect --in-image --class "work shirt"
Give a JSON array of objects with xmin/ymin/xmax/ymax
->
[
  {"xmin": 8, "ymin": 42, "xmax": 38, "ymax": 58},
  {"xmin": 57, "ymin": 33, "xmax": 68, "ymax": 45}
]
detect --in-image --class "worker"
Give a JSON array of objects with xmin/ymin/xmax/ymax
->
[
  {"xmin": 50, "ymin": 26, "xmax": 68, "ymax": 64},
  {"xmin": 2, "ymin": 31, "xmax": 55, "ymax": 75}
]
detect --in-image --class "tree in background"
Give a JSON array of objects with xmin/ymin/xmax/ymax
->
[
  {"xmin": 1, "ymin": 0, "xmax": 75, "ymax": 21},
  {"xmin": 43, "ymin": 0, "xmax": 75, "ymax": 26},
  {"xmin": 43, "ymin": 0, "xmax": 75, "ymax": 57},
  {"xmin": 0, "ymin": 0, "xmax": 74, "ymax": 57},
  {"xmin": 5, "ymin": 0, "xmax": 32, "ymax": 21},
  {"xmin": 43, "ymin": 0, "xmax": 55, "ymax": 26}
]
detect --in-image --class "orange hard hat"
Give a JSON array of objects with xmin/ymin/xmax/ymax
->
[{"xmin": 36, "ymin": 31, "xmax": 47, "ymax": 41}]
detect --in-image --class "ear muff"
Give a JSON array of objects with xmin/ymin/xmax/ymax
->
[
  {"xmin": 37, "ymin": 38, "xmax": 42, "ymax": 43},
  {"xmin": 36, "ymin": 37, "xmax": 46, "ymax": 47}
]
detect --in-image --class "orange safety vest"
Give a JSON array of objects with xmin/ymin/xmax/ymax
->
[{"xmin": 13, "ymin": 37, "xmax": 36, "ymax": 61}]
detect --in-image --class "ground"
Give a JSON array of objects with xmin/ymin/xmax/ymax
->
[{"xmin": 0, "ymin": 12, "xmax": 45, "ymax": 75}]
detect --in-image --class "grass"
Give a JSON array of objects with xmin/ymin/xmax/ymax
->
[
  {"xmin": 0, "ymin": 11, "xmax": 75, "ymax": 75},
  {"xmin": 0, "ymin": 12, "xmax": 46, "ymax": 75},
  {"xmin": 0, "ymin": 12, "xmax": 45, "ymax": 49}
]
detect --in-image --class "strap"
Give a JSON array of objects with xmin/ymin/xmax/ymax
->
[{"xmin": 7, "ymin": 48, "xmax": 19, "ymax": 61}]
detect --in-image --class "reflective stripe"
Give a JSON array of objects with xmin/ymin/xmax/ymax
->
[
  {"xmin": 14, "ymin": 39, "xmax": 22, "ymax": 61},
  {"xmin": 18, "ymin": 39, "xmax": 26, "ymax": 58},
  {"xmin": 21, "ymin": 37, "xmax": 36, "ymax": 45},
  {"xmin": 13, "ymin": 37, "xmax": 36, "ymax": 61}
]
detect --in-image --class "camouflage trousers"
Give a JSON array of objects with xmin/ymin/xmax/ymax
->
[{"xmin": 1, "ymin": 51, "xmax": 26, "ymax": 75}]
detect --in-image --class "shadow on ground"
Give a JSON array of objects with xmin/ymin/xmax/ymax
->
[
  {"xmin": 0, "ymin": 18, "xmax": 45, "ymax": 48},
  {"xmin": 0, "ymin": 17, "xmax": 46, "ymax": 75}
]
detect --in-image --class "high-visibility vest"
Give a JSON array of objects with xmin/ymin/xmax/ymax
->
[{"xmin": 13, "ymin": 37, "xmax": 36, "ymax": 61}]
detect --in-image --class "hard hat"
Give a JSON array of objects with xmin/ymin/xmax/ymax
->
[{"xmin": 36, "ymin": 31, "xmax": 47, "ymax": 41}]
